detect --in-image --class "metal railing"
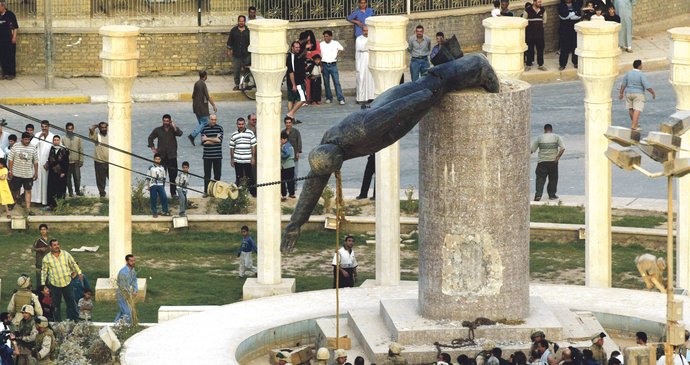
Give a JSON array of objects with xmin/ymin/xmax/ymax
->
[{"xmin": 10, "ymin": 0, "xmax": 502, "ymax": 23}]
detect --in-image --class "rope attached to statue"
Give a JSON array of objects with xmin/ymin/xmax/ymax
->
[
  {"xmin": 333, "ymin": 170, "xmax": 348, "ymax": 345},
  {"xmin": 0, "ymin": 106, "xmax": 324, "ymax": 198}
]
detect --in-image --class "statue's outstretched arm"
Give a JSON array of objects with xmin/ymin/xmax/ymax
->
[{"xmin": 281, "ymin": 144, "xmax": 345, "ymax": 253}]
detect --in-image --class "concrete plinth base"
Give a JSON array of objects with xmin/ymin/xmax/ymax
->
[
  {"xmin": 379, "ymin": 296, "xmax": 561, "ymax": 346},
  {"xmin": 242, "ymin": 278, "xmax": 296, "ymax": 300},
  {"xmin": 95, "ymin": 278, "xmax": 147, "ymax": 302}
]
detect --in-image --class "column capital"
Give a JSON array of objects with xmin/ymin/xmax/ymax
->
[
  {"xmin": 248, "ymin": 19, "xmax": 289, "ymax": 55},
  {"xmin": 482, "ymin": 17, "xmax": 528, "ymax": 80},
  {"xmin": 367, "ymin": 16, "xmax": 408, "ymax": 98},
  {"xmin": 575, "ymin": 21, "xmax": 621, "ymax": 59}
]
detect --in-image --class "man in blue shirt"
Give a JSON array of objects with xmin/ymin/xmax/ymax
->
[
  {"xmin": 347, "ymin": 0, "xmax": 374, "ymax": 39},
  {"xmin": 115, "ymin": 254, "xmax": 138, "ymax": 323},
  {"xmin": 619, "ymin": 60, "xmax": 656, "ymax": 130}
]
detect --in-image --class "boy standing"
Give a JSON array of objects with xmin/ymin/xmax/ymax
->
[
  {"xmin": 280, "ymin": 131, "xmax": 296, "ymax": 200},
  {"xmin": 147, "ymin": 153, "xmax": 170, "ymax": 217},
  {"xmin": 78, "ymin": 289, "xmax": 93, "ymax": 321},
  {"xmin": 309, "ymin": 54, "xmax": 323, "ymax": 105},
  {"xmin": 237, "ymin": 226, "xmax": 257, "ymax": 278},
  {"xmin": 176, "ymin": 161, "xmax": 191, "ymax": 217}
]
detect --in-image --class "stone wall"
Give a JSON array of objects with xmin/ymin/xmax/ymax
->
[{"xmin": 13, "ymin": 0, "xmax": 690, "ymax": 76}]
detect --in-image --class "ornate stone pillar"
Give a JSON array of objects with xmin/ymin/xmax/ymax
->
[
  {"xmin": 669, "ymin": 28, "xmax": 690, "ymax": 290},
  {"xmin": 482, "ymin": 17, "xmax": 528, "ymax": 80},
  {"xmin": 95, "ymin": 25, "xmax": 146, "ymax": 301},
  {"xmin": 242, "ymin": 19, "xmax": 295, "ymax": 300},
  {"xmin": 576, "ymin": 21, "xmax": 621, "ymax": 288},
  {"xmin": 367, "ymin": 16, "xmax": 408, "ymax": 286}
]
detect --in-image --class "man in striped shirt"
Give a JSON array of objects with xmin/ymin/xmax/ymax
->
[
  {"xmin": 41, "ymin": 239, "xmax": 83, "ymax": 321},
  {"xmin": 7, "ymin": 132, "xmax": 38, "ymax": 212},
  {"xmin": 200, "ymin": 114, "xmax": 223, "ymax": 196},
  {"xmin": 228, "ymin": 117, "xmax": 257, "ymax": 197}
]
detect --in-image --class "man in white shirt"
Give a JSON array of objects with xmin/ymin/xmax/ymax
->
[
  {"xmin": 332, "ymin": 235, "xmax": 358, "ymax": 288},
  {"xmin": 319, "ymin": 30, "xmax": 346, "ymax": 105},
  {"xmin": 355, "ymin": 26, "xmax": 374, "ymax": 104}
]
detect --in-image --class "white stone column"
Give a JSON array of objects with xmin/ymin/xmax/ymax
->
[
  {"xmin": 576, "ymin": 21, "xmax": 621, "ymax": 288},
  {"xmin": 482, "ymin": 17, "xmax": 528, "ymax": 80},
  {"xmin": 367, "ymin": 16, "xmax": 408, "ymax": 286},
  {"xmin": 669, "ymin": 27, "xmax": 690, "ymax": 290},
  {"xmin": 243, "ymin": 19, "xmax": 295, "ymax": 300},
  {"xmin": 96, "ymin": 25, "xmax": 146, "ymax": 302}
]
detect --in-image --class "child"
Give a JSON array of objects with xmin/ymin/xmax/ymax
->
[
  {"xmin": 308, "ymin": 54, "xmax": 323, "ymax": 105},
  {"xmin": 237, "ymin": 225, "xmax": 257, "ymax": 278},
  {"xmin": 0, "ymin": 158, "xmax": 13, "ymax": 219},
  {"xmin": 280, "ymin": 131, "xmax": 296, "ymax": 200},
  {"xmin": 147, "ymin": 153, "xmax": 170, "ymax": 218},
  {"xmin": 38, "ymin": 285, "xmax": 54, "ymax": 321},
  {"xmin": 78, "ymin": 289, "xmax": 93, "ymax": 321},
  {"xmin": 176, "ymin": 161, "xmax": 191, "ymax": 217},
  {"xmin": 591, "ymin": 6, "xmax": 605, "ymax": 20},
  {"xmin": 604, "ymin": 5, "xmax": 620, "ymax": 22},
  {"xmin": 491, "ymin": 0, "xmax": 501, "ymax": 16}
]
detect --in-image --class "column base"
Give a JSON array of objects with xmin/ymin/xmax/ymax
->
[
  {"xmin": 360, "ymin": 279, "xmax": 418, "ymax": 288},
  {"xmin": 95, "ymin": 278, "xmax": 147, "ymax": 302},
  {"xmin": 242, "ymin": 278, "xmax": 295, "ymax": 300}
]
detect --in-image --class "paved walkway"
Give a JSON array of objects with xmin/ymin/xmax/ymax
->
[{"xmin": 0, "ymin": 26, "xmax": 677, "ymax": 105}]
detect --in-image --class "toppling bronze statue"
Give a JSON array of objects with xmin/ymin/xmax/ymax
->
[{"xmin": 281, "ymin": 54, "xmax": 500, "ymax": 253}]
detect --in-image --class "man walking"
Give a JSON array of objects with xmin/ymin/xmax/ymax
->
[
  {"xmin": 332, "ymin": 235, "xmax": 358, "ymax": 288},
  {"xmin": 228, "ymin": 117, "xmax": 256, "ymax": 197},
  {"xmin": 115, "ymin": 254, "xmax": 138, "ymax": 323},
  {"xmin": 148, "ymin": 114, "xmax": 183, "ymax": 197},
  {"xmin": 7, "ymin": 132, "xmax": 38, "ymax": 213},
  {"xmin": 189, "ymin": 70, "xmax": 218, "ymax": 146},
  {"xmin": 62, "ymin": 122, "xmax": 83, "ymax": 197},
  {"xmin": 531, "ymin": 124, "xmax": 565, "ymax": 201},
  {"xmin": 286, "ymin": 41, "xmax": 306, "ymax": 120},
  {"xmin": 41, "ymin": 239, "xmax": 83, "ymax": 322},
  {"xmin": 226, "ymin": 15, "xmax": 250, "ymax": 91},
  {"xmin": 320, "ymin": 30, "xmax": 346, "ymax": 105},
  {"xmin": 619, "ymin": 60, "xmax": 655, "ymax": 131},
  {"xmin": 201, "ymin": 115, "xmax": 223, "ymax": 196},
  {"xmin": 89, "ymin": 122, "xmax": 109, "ymax": 197},
  {"xmin": 0, "ymin": 1, "xmax": 18, "ymax": 80},
  {"xmin": 408, "ymin": 25, "xmax": 431, "ymax": 82}
]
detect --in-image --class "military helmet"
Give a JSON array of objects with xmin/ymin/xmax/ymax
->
[
  {"xmin": 317, "ymin": 347, "xmax": 330, "ymax": 360},
  {"xmin": 36, "ymin": 316, "xmax": 49, "ymax": 328},
  {"xmin": 335, "ymin": 349, "xmax": 347, "ymax": 359},
  {"xmin": 21, "ymin": 304, "xmax": 34, "ymax": 316},
  {"xmin": 17, "ymin": 275, "xmax": 31, "ymax": 289},
  {"xmin": 389, "ymin": 342, "xmax": 404, "ymax": 355},
  {"xmin": 531, "ymin": 330, "xmax": 546, "ymax": 340}
]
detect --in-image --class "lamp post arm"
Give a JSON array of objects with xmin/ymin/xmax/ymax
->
[{"xmin": 633, "ymin": 165, "xmax": 666, "ymax": 178}]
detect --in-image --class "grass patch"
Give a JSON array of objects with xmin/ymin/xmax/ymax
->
[
  {"xmin": 530, "ymin": 205, "xmax": 584, "ymax": 224},
  {"xmin": 613, "ymin": 215, "xmax": 666, "ymax": 228},
  {"xmin": 0, "ymin": 228, "xmax": 666, "ymax": 324}
]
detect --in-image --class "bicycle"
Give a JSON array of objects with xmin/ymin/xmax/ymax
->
[
  {"xmin": 238, "ymin": 67, "xmax": 257, "ymax": 100},
  {"xmin": 238, "ymin": 67, "xmax": 288, "ymax": 101}
]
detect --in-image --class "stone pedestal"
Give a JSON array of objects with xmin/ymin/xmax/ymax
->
[
  {"xmin": 97, "ymin": 25, "xmax": 146, "ymax": 301},
  {"xmin": 668, "ymin": 27, "xmax": 690, "ymax": 290},
  {"xmin": 367, "ymin": 16, "xmax": 408, "ymax": 286},
  {"xmin": 418, "ymin": 80, "xmax": 531, "ymax": 320},
  {"xmin": 482, "ymin": 17, "xmax": 528, "ymax": 80},
  {"xmin": 243, "ymin": 19, "xmax": 295, "ymax": 299},
  {"xmin": 576, "ymin": 21, "xmax": 621, "ymax": 288}
]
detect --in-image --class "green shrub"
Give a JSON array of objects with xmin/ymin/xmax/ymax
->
[{"xmin": 344, "ymin": 204, "xmax": 362, "ymax": 216}]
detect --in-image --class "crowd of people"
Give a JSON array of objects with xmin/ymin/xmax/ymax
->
[{"xmin": 0, "ymin": 223, "xmax": 139, "ymax": 364}]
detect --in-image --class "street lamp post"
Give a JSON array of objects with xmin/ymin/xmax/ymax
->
[{"xmin": 604, "ymin": 112, "xmax": 690, "ymax": 365}]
